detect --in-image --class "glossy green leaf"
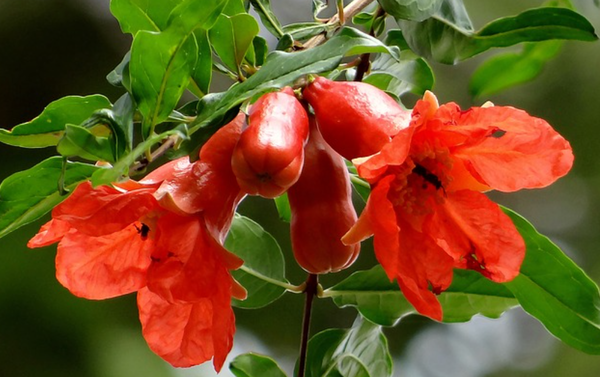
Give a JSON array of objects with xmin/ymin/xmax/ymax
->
[
  {"xmin": 0, "ymin": 157, "xmax": 98, "ymax": 239},
  {"xmin": 189, "ymin": 29, "xmax": 213, "ymax": 97},
  {"xmin": 223, "ymin": 0, "xmax": 248, "ymax": 15},
  {"xmin": 326, "ymin": 265, "xmax": 517, "ymax": 326},
  {"xmin": 111, "ymin": 93, "xmax": 136, "ymax": 150},
  {"xmin": 230, "ymin": 353, "xmax": 288, "ymax": 377},
  {"xmin": 167, "ymin": 0, "xmax": 227, "ymax": 34},
  {"xmin": 178, "ymin": 27, "xmax": 399, "ymax": 155},
  {"xmin": 379, "ymin": 0, "xmax": 443, "ymax": 21},
  {"xmin": 249, "ymin": 0, "xmax": 285, "ymax": 38},
  {"xmin": 0, "ymin": 95, "xmax": 111, "ymax": 148},
  {"xmin": 226, "ymin": 214, "xmax": 288, "ymax": 308},
  {"xmin": 503, "ymin": 208, "xmax": 600, "ymax": 354},
  {"xmin": 248, "ymin": 36, "xmax": 268, "ymax": 67},
  {"xmin": 130, "ymin": 29, "xmax": 198, "ymax": 135},
  {"xmin": 282, "ymin": 22, "xmax": 334, "ymax": 41},
  {"xmin": 399, "ymin": 4, "xmax": 597, "ymax": 64},
  {"xmin": 273, "ymin": 193, "xmax": 291, "ymax": 223},
  {"xmin": 90, "ymin": 126, "xmax": 187, "ymax": 186},
  {"xmin": 209, "ymin": 14, "xmax": 260, "ymax": 73},
  {"xmin": 57, "ymin": 124, "xmax": 116, "ymax": 163},
  {"xmin": 305, "ymin": 316, "xmax": 393, "ymax": 377},
  {"xmin": 106, "ymin": 51, "xmax": 131, "ymax": 89},
  {"xmin": 469, "ymin": 40, "xmax": 562, "ymax": 98},
  {"xmin": 110, "ymin": 0, "xmax": 180, "ymax": 33}
]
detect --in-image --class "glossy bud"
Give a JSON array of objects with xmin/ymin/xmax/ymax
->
[
  {"xmin": 232, "ymin": 87, "xmax": 309, "ymax": 198},
  {"xmin": 303, "ymin": 76, "xmax": 411, "ymax": 160},
  {"xmin": 288, "ymin": 117, "xmax": 360, "ymax": 274}
]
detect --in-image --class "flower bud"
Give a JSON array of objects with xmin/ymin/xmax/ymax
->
[
  {"xmin": 231, "ymin": 87, "xmax": 309, "ymax": 198},
  {"xmin": 303, "ymin": 76, "xmax": 410, "ymax": 160},
  {"xmin": 288, "ymin": 117, "xmax": 360, "ymax": 274}
]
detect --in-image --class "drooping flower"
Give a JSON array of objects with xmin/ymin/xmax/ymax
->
[
  {"xmin": 28, "ymin": 114, "xmax": 247, "ymax": 370},
  {"xmin": 343, "ymin": 91, "xmax": 574, "ymax": 321}
]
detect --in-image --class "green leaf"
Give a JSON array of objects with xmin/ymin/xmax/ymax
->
[
  {"xmin": 189, "ymin": 29, "xmax": 213, "ymax": 97},
  {"xmin": 130, "ymin": 29, "xmax": 198, "ymax": 135},
  {"xmin": 248, "ymin": 36, "xmax": 269, "ymax": 67},
  {"xmin": 209, "ymin": 14, "xmax": 260, "ymax": 73},
  {"xmin": 305, "ymin": 316, "xmax": 393, "ymax": 377},
  {"xmin": 106, "ymin": 51, "xmax": 131, "ymax": 90},
  {"xmin": 0, "ymin": 95, "xmax": 112, "ymax": 148},
  {"xmin": 469, "ymin": 40, "xmax": 562, "ymax": 98},
  {"xmin": 503, "ymin": 208, "xmax": 600, "ymax": 355},
  {"xmin": 230, "ymin": 353, "xmax": 288, "ymax": 377},
  {"xmin": 167, "ymin": 0, "xmax": 227, "ymax": 34},
  {"xmin": 399, "ymin": 4, "xmax": 597, "ymax": 64},
  {"xmin": 0, "ymin": 157, "xmax": 98, "ymax": 239},
  {"xmin": 110, "ymin": 0, "xmax": 180, "ymax": 33},
  {"xmin": 273, "ymin": 193, "xmax": 291, "ymax": 223},
  {"xmin": 312, "ymin": 0, "xmax": 328, "ymax": 20},
  {"xmin": 179, "ymin": 27, "xmax": 399, "ymax": 155},
  {"xmin": 326, "ymin": 265, "xmax": 517, "ymax": 326},
  {"xmin": 282, "ymin": 22, "xmax": 335, "ymax": 41},
  {"xmin": 249, "ymin": 0, "xmax": 285, "ymax": 38},
  {"xmin": 378, "ymin": 0, "xmax": 443, "ymax": 22},
  {"xmin": 57, "ymin": 124, "xmax": 117, "ymax": 163},
  {"xmin": 226, "ymin": 214, "xmax": 288, "ymax": 308}
]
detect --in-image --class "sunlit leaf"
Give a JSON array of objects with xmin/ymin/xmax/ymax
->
[
  {"xmin": 304, "ymin": 316, "xmax": 393, "ymax": 377},
  {"xmin": 399, "ymin": 3, "xmax": 597, "ymax": 64},
  {"xmin": 226, "ymin": 214, "xmax": 288, "ymax": 309},
  {"xmin": 109, "ymin": 0, "xmax": 180, "ymax": 34},
  {"xmin": 0, "ymin": 95, "xmax": 111, "ymax": 148},
  {"xmin": 230, "ymin": 353, "xmax": 288, "ymax": 377},
  {"xmin": 504, "ymin": 208, "xmax": 600, "ymax": 355},
  {"xmin": 469, "ymin": 40, "xmax": 563, "ymax": 98},
  {"xmin": 379, "ymin": 0, "xmax": 443, "ymax": 22},
  {"xmin": 57, "ymin": 124, "xmax": 116, "ymax": 163},
  {"xmin": 0, "ymin": 157, "xmax": 98, "ymax": 239},
  {"xmin": 209, "ymin": 14, "xmax": 260, "ymax": 73},
  {"xmin": 249, "ymin": 0, "xmax": 285, "ymax": 38},
  {"xmin": 167, "ymin": 0, "xmax": 227, "ymax": 34},
  {"xmin": 273, "ymin": 193, "xmax": 291, "ymax": 223}
]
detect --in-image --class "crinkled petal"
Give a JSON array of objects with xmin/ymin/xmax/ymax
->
[
  {"xmin": 27, "ymin": 219, "xmax": 72, "ymax": 248},
  {"xmin": 138, "ymin": 288, "xmax": 216, "ymax": 369},
  {"xmin": 52, "ymin": 181, "xmax": 159, "ymax": 236},
  {"xmin": 56, "ymin": 223, "xmax": 154, "ymax": 299},
  {"xmin": 425, "ymin": 190, "xmax": 525, "ymax": 282},
  {"xmin": 355, "ymin": 126, "xmax": 414, "ymax": 182},
  {"xmin": 452, "ymin": 106, "xmax": 573, "ymax": 192}
]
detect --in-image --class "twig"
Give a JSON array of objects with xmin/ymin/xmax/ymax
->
[
  {"xmin": 297, "ymin": 274, "xmax": 319, "ymax": 377},
  {"xmin": 130, "ymin": 134, "xmax": 180, "ymax": 174}
]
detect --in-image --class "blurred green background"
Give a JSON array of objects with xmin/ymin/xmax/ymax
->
[{"xmin": 0, "ymin": 0, "xmax": 599, "ymax": 376}]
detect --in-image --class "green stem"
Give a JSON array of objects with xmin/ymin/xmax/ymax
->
[{"xmin": 238, "ymin": 265, "xmax": 304, "ymax": 293}]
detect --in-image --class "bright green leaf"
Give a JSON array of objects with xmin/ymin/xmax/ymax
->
[
  {"xmin": 167, "ymin": 0, "xmax": 227, "ymax": 34},
  {"xmin": 305, "ymin": 316, "xmax": 393, "ymax": 377},
  {"xmin": 469, "ymin": 40, "xmax": 563, "ymax": 98},
  {"xmin": 249, "ymin": 0, "xmax": 285, "ymax": 38},
  {"xmin": 273, "ymin": 193, "xmax": 291, "ymax": 223},
  {"xmin": 0, "ymin": 95, "xmax": 111, "ymax": 148},
  {"xmin": 504, "ymin": 208, "xmax": 600, "ymax": 355},
  {"xmin": 379, "ymin": 0, "xmax": 443, "ymax": 22},
  {"xmin": 109, "ymin": 0, "xmax": 180, "ymax": 33},
  {"xmin": 399, "ymin": 4, "xmax": 597, "ymax": 64},
  {"xmin": 230, "ymin": 353, "xmax": 288, "ymax": 377},
  {"xmin": 57, "ymin": 124, "xmax": 116, "ymax": 163},
  {"xmin": 0, "ymin": 157, "xmax": 98, "ymax": 239},
  {"xmin": 130, "ymin": 29, "xmax": 198, "ymax": 135},
  {"xmin": 209, "ymin": 14, "xmax": 260, "ymax": 73},
  {"xmin": 226, "ymin": 214, "xmax": 288, "ymax": 308}
]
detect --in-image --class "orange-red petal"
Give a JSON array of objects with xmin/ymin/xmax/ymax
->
[{"xmin": 27, "ymin": 219, "xmax": 72, "ymax": 248}]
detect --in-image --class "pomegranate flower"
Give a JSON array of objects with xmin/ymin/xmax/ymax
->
[
  {"xmin": 343, "ymin": 91, "xmax": 573, "ymax": 321},
  {"xmin": 28, "ymin": 115, "xmax": 247, "ymax": 370}
]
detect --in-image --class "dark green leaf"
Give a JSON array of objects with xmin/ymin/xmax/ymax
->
[
  {"xmin": 326, "ymin": 265, "xmax": 517, "ymax": 326},
  {"xmin": 0, "ymin": 95, "xmax": 111, "ymax": 148},
  {"xmin": 399, "ymin": 4, "xmax": 597, "ymax": 64},
  {"xmin": 106, "ymin": 50, "xmax": 131, "ymax": 89},
  {"xmin": 305, "ymin": 316, "xmax": 393, "ymax": 377},
  {"xmin": 130, "ymin": 29, "xmax": 198, "ymax": 135},
  {"xmin": 190, "ymin": 29, "xmax": 213, "ymax": 97},
  {"xmin": 0, "ymin": 157, "xmax": 98, "ymax": 239},
  {"xmin": 469, "ymin": 40, "xmax": 563, "ymax": 98},
  {"xmin": 226, "ymin": 214, "xmax": 288, "ymax": 308},
  {"xmin": 57, "ymin": 124, "xmax": 116, "ymax": 163},
  {"xmin": 209, "ymin": 14, "xmax": 260, "ymax": 73},
  {"xmin": 249, "ymin": 0, "xmax": 285, "ymax": 38},
  {"xmin": 503, "ymin": 208, "xmax": 600, "ymax": 355},
  {"xmin": 111, "ymin": 93, "xmax": 136, "ymax": 150},
  {"xmin": 230, "ymin": 353, "xmax": 288, "ymax": 377},
  {"xmin": 249, "ymin": 36, "xmax": 269, "ymax": 67},
  {"xmin": 378, "ymin": 0, "xmax": 443, "ymax": 22},
  {"xmin": 109, "ymin": 0, "xmax": 180, "ymax": 33}
]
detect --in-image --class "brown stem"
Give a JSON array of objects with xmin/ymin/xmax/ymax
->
[
  {"xmin": 303, "ymin": 0, "xmax": 377, "ymax": 49},
  {"xmin": 297, "ymin": 273, "xmax": 319, "ymax": 377},
  {"xmin": 130, "ymin": 134, "xmax": 180, "ymax": 174}
]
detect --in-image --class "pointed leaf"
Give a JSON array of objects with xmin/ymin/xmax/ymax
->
[
  {"xmin": 0, "ymin": 157, "xmax": 98, "ymax": 239},
  {"xmin": 378, "ymin": 0, "xmax": 443, "ymax": 22},
  {"xmin": 57, "ymin": 124, "xmax": 116, "ymax": 162},
  {"xmin": 110, "ymin": 0, "xmax": 180, "ymax": 33},
  {"xmin": 0, "ymin": 95, "xmax": 111, "ymax": 148},
  {"xmin": 226, "ymin": 214, "xmax": 288, "ymax": 309},
  {"xmin": 190, "ymin": 29, "xmax": 213, "ymax": 96},
  {"xmin": 209, "ymin": 14, "xmax": 260, "ymax": 73},
  {"xmin": 230, "ymin": 353, "xmax": 288, "ymax": 377},
  {"xmin": 167, "ymin": 0, "xmax": 227, "ymax": 34},
  {"xmin": 249, "ymin": 0, "xmax": 285, "ymax": 38},
  {"xmin": 503, "ymin": 208, "xmax": 600, "ymax": 355},
  {"xmin": 305, "ymin": 316, "xmax": 393, "ymax": 377}
]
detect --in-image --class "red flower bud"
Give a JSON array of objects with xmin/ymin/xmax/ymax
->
[
  {"xmin": 288, "ymin": 117, "xmax": 360, "ymax": 274},
  {"xmin": 231, "ymin": 87, "xmax": 309, "ymax": 198},
  {"xmin": 303, "ymin": 76, "xmax": 411, "ymax": 160}
]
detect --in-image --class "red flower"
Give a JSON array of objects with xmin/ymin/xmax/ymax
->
[
  {"xmin": 28, "ymin": 114, "xmax": 247, "ymax": 370},
  {"xmin": 343, "ymin": 91, "xmax": 574, "ymax": 321}
]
